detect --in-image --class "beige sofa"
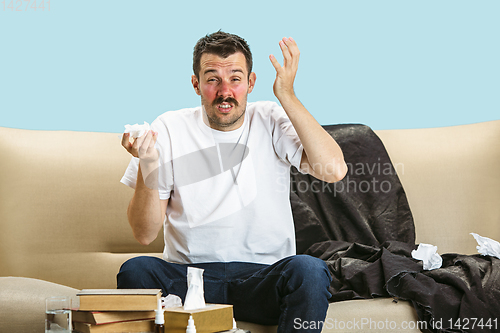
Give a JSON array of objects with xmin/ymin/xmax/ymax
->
[{"xmin": 1, "ymin": 120, "xmax": 499, "ymax": 333}]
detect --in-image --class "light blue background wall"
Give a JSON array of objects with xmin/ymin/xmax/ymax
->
[{"xmin": 1, "ymin": 0, "xmax": 498, "ymax": 133}]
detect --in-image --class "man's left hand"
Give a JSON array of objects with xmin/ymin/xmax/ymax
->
[{"xmin": 269, "ymin": 37, "xmax": 300, "ymax": 102}]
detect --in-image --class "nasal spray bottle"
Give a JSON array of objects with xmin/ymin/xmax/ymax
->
[
  {"xmin": 186, "ymin": 315, "xmax": 196, "ymax": 333},
  {"xmin": 154, "ymin": 298, "xmax": 164, "ymax": 333}
]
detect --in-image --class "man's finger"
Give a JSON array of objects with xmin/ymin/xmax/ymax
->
[
  {"xmin": 284, "ymin": 37, "xmax": 299, "ymax": 54},
  {"xmin": 140, "ymin": 130, "xmax": 153, "ymax": 155},
  {"xmin": 146, "ymin": 131, "xmax": 158, "ymax": 150},
  {"xmin": 269, "ymin": 54, "xmax": 282, "ymax": 73},
  {"xmin": 121, "ymin": 133, "xmax": 131, "ymax": 149},
  {"xmin": 283, "ymin": 37, "xmax": 300, "ymax": 68},
  {"xmin": 279, "ymin": 39, "xmax": 292, "ymax": 65},
  {"xmin": 132, "ymin": 131, "xmax": 147, "ymax": 152},
  {"xmin": 150, "ymin": 131, "xmax": 158, "ymax": 148}
]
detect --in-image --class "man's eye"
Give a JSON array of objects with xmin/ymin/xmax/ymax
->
[{"xmin": 232, "ymin": 78, "xmax": 241, "ymax": 82}]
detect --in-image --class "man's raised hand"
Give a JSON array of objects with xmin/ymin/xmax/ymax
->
[
  {"xmin": 269, "ymin": 37, "xmax": 300, "ymax": 101},
  {"xmin": 122, "ymin": 130, "xmax": 160, "ymax": 190},
  {"xmin": 121, "ymin": 130, "xmax": 159, "ymax": 162}
]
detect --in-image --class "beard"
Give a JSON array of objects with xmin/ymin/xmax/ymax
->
[{"xmin": 202, "ymin": 95, "xmax": 247, "ymax": 131}]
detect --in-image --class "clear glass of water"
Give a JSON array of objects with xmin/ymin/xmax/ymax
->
[{"xmin": 45, "ymin": 296, "xmax": 72, "ymax": 333}]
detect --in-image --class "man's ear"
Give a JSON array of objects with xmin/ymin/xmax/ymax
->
[
  {"xmin": 191, "ymin": 75, "xmax": 201, "ymax": 96},
  {"xmin": 247, "ymin": 72, "xmax": 257, "ymax": 94}
]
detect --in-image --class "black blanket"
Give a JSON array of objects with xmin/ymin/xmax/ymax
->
[{"xmin": 290, "ymin": 124, "xmax": 500, "ymax": 333}]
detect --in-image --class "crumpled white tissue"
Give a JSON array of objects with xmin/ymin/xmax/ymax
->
[
  {"xmin": 411, "ymin": 243, "xmax": 443, "ymax": 270},
  {"xmin": 124, "ymin": 121, "xmax": 150, "ymax": 138},
  {"xmin": 184, "ymin": 267, "xmax": 206, "ymax": 310},
  {"xmin": 162, "ymin": 294, "xmax": 182, "ymax": 308},
  {"xmin": 471, "ymin": 233, "xmax": 500, "ymax": 259}
]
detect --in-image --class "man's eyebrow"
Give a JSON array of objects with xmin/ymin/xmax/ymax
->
[
  {"xmin": 203, "ymin": 69, "xmax": 245, "ymax": 76},
  {"xmin": 203, "ymin": 69, "xmax": 218, "ymax": 76}
]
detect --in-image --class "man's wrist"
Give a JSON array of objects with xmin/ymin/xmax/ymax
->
[
  {"xmin": 139, "ymin": 159, "xmax": 160, "ymax": 190},
  {"xmin": 277, "ymin": 93, "xmax": 302, "ymax": 115},
  {"xmin": 275, "ymin": 89, "xmax": 296, "ymax": 104}
]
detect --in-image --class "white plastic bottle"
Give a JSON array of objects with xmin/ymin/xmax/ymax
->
[
  {"xmin": 186, "ymin": 315, "xmax": 196, "ymax": 333},
  {"xmin": 154, "ymin": 298, "xmax": 164, "ymax": 333}
]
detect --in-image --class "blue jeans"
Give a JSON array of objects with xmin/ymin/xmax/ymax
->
[{"xmin": 117, "ymin": 254, "xmax": 332, "ymax": 333}]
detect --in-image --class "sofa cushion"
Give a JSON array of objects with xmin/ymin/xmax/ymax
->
[{"xmin": 0, "ymin": 277, "xmax": 79, "ymax": 333}]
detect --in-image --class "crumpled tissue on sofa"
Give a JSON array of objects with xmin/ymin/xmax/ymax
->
[
  {"xmin": 411, "ymin": 243, "xmax": 442, "ymax": 270},
  {"xmin": 471, "ymin": 233, "xmax": 500, "ymax": 259}
]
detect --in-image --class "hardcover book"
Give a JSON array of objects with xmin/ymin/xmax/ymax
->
[
  {"xmin": 73, "ymin": 319, "xmax": 154, "ymax": 333},
  {"xmin": 77, "ymin": 289, "xmax": 162, "ymax": 311},
  {"xmin": 72, "ymin": 309, "xmax": 155, "ymax": 325}
]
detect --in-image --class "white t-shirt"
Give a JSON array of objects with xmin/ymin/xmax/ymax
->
[{"xmin": 120, "ymin": 101, "xmax": 305, "ymax": 264}]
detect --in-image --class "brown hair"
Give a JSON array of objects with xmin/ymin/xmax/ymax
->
[{"xmin": 193, "ymin": 30, "xmax": 253, "ymax": 79}]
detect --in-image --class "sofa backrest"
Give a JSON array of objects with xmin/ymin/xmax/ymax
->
[
  {"xmin": 0, "ymin": 127, "xmax": 163, "ymax": 289},
  {"xmin": 1, "ymin": 120, "xmax": 499, "ymax": 289},
  {"xmin": 377, "ymin": 120, "xmax": 500, "ymax": 255}
]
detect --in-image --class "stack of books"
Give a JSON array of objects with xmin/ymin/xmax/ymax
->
[{"xmin": 72, "ymin": 289, "xmax": 162, "ymax": 333}]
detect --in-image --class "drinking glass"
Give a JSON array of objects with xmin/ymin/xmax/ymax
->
[{"xmin": 45, "ymin": 296, "xmax": 72, "ymax": 333}]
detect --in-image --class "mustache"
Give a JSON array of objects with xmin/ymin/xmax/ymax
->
[{"xmin": 212, "ymin": 96, "xmax": 239, "ymax": 107}]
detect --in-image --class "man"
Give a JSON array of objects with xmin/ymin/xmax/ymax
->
[{"xmin": 118, "ymin": 31, "xmax": 347, "ymax": 332}]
